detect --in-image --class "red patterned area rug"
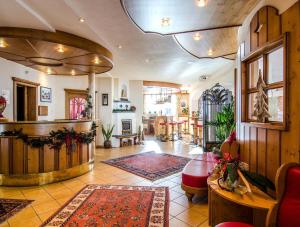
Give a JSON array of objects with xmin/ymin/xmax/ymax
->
[
  {"xmin": 0, "ymin": 198, "xmax": 33, "ymax": 223},
  {"xmin": 42, "ymin": 185, "xmax": 169, "ymax": 227},
  {"xmin": 102, "ymin": 151, "xmax": 191, "ymax": 181}
]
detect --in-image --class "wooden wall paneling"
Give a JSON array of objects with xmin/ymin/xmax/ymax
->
[
  {"xmin": 266, "ymin": 130, "xmax": 281, "ymax": 182},
  {"xmin": 12, "ymin": 138, "xmax": 24, "ymax": 174},
  {"xmin": 44, "ymin": 146, "xmax": 54, "ymax": 172},
  {"xmin": 267, "ymin": 7, "xmax": 281, "ymax": 42},
  {"xmin": 27, "ymin": 146, "xmax": 39, "ymax": 174},
  {"xmin": 249, "ymin": 127, "xmax": 258, "ymax": 172},
  {"xmin": 0, "ymin": 138, "xmax": 9, "ymax": 174},
  {"xmin": 257, "ymin": 128, "xmax": 267, "ymax": 176},
  {"xmin": 258, "ymin": 7, "xmax": 268, "ymax": 47},
  {"xmin": 280, "ymin": 2, "xmax": 300, "ymax": 164},
  {"xmin": 59, "ymin": 144, "xmax": 67, "ymax": 170},
  {"xmin": 250, "ymin": 12, "xmax": 258, "ymax": 51},
  {"xmin": 244, "ymin": 126, "xmax": 250, "ymax": 165}
]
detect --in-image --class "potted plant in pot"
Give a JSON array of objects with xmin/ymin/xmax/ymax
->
[{"xmin": 102, "ymin": 125, "xmax": 114, "ymax": 148}]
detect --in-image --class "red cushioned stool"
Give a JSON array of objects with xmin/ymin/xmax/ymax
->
[
  {"xmin": 215, "ymin": 222, "xmax": 253, "ymax": 227},
  {"xmin": 181, "ymin": 159, "xmax": 216, "ymax": 201}
]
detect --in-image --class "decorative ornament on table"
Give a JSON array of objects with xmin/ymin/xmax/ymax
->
[{"xmin": 252, "ymin": 70, "xmax": 271, "ymax": 123}]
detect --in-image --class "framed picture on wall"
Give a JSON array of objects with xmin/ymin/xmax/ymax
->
[
  {"xmin": 102, "ymin": 93, "xmax": 108, "ymax": 106},
  {"xmin": 40, "ymin": 86, "xmax": 52, "ymax": 102}
]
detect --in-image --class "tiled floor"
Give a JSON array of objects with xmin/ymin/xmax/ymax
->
[{"xmin": 0, "ymin": 137, "xmax": 209, "ymax": 227}]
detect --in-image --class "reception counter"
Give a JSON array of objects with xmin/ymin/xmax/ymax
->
[{"xmin": 0, "ymin": 120, "xmax": 95, "ymax": 186}]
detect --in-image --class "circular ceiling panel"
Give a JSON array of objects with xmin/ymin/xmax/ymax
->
[{"xmin": 0, "ymin": 27, "xmax": 113, "ymax": 76}]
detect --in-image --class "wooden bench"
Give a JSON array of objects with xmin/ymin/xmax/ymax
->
[{"xmin": 113, "ymin": 134, "xmax": 138, "ymax": 147}]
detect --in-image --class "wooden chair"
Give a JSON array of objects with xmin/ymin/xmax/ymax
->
[{"xmin": 216, "ymin": 162, "xmax": 300, "ymax": 227}]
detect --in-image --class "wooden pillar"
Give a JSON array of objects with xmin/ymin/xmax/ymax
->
[{"xmin": 88, "ymin": 72, "xmax": 96, "ymax": 120}]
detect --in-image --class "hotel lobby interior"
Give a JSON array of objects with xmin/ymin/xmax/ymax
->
[{"xmin": 0, "ymin": 0, "xmax": 299, "ymax": 226}]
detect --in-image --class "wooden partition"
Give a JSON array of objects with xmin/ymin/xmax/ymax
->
[
  {"xmin": 0, "ymin": 120, "xmax": 94, "ymax": 186},
  {"xmin": 236, "ymin": 3, "xmax": 300, "ymax": 185}
]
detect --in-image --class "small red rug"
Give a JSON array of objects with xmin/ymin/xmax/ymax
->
[
  {"xmin": 42, "ymin": 185, "xmax": 169, "ymax": 227},
  {"xmin": 102, "ymin": 151, "xmax": 191, "ymax": 181},
  {"xmin": 0, "ymin": 198, "xmax": 33, "ymax": 224}
]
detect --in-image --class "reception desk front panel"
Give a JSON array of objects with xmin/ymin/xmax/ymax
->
[{"xmin": 0, "ymin": 120, "xmax": 95, "ymax": 186}]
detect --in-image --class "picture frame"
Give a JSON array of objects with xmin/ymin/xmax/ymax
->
[
  {"xmin": 102, "ymin": 93, "xmax": 108, "ymax": 106},
  {"xmin": 40, "ymin": 86, "xmax": 52, "ymax": 102}
]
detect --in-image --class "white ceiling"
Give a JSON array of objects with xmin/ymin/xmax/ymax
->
[{"xmin": 0, "ymin": 0, "xmax": 236, "ymax": 84}]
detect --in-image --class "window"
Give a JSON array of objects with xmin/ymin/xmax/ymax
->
[{"xmin": 242, "ymin": 35, "xmax": 287, "ymax": 129}]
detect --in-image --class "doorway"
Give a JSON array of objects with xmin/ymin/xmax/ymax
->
[
  {"xmin": 65, "ymin": 89, "xmax": 88, "ymax": 120},
  {"xmin": 13, "ymin": 77, "xmax": 39, "ymax": 121}
]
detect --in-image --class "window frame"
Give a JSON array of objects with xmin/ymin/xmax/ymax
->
[{"xmin": 241, "ymin": 33, "xmax": 288, "ymax": 130}]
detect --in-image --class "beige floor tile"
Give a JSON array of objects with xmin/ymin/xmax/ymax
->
[
  {"xmin": 173, "ymin": 195, "xmax": 195, "ymax": 208},
  {"xmin": 32, "ymin": 200, "xmax": 60, "ymax": 215},
  {"xmin": 8, "ymin": 215, "xmax": 42, "ymax": 227},
  {"xmin": 169, "ymin": 217, "xmax": 192, "ymax": 227},
  {"xmin": 170, "ymin": 190, "xmax": 183, "ymax": 200},
  {"xmin": 176, "ymin": 209, "xmax": 208, "ymax": 227},
  {"xmin": 169, "ymin": 201, "xmax": 187, "ymax": 216}
]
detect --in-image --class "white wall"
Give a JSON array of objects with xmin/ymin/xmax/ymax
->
[
  {"xmin": 189, "ymin": 62, "xmax": 235, "ymax": 112},
  {"xmin": 0, "ymin": 57, "xmax": 88, "ymax": 121},
  {"xmin": 129, "ymin": 80, "xmax": 143, "ymax": 131},
  {"xmin": 95, "ymin": 77, "xmax": 114, "ymax": 145}
]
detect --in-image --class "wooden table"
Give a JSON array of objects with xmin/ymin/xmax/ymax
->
[
  {"xmin": 113, "ymin": 134, "xmax": 137, "ymax": 147},
  {"xmin": 207, "ymin": 176, "xmax": 276, "ymax": 227}
]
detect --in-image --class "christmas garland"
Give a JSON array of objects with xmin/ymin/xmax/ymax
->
[{"xmin": 0, "ymin": 122, "xmax": 97, "ymax": 151}]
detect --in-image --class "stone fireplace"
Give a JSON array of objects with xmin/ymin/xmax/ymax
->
[{"xmin": 121, "ymin": 119, "xmax": 132, "ymax": 135}]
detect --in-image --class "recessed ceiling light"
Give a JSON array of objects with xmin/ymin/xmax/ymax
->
[
  {"xmin": 161, "ymin": 17, "xmax": 171, "ymax": 27},
  {"xmin": 71, "ymin": 69, "xmax": 76, "ymax": 75},
  {"xmin": 79, "ymin": 17, "xmax": 85, "ymax": 23},
  {"xmin": 145, "ymin": 59, "xmax": 150, "ymax": 63},
  {"xmin": 117, "ymin": 44, "xmax": 122, "ymax": 49},
  {"xmin": 47, "ymin": 68, "xmax": 52, "ymax": 75},
  {"xmin": 57, "ymin": 44, "xmax": 65, "ymax": 53},
  {"xmin": 193, "ymin": 33, "xmax": 201, "ymax": 41},
  {"xmin": 0, "ymin": 38, "xmax": 8, "ymax": 48},
  {"xmin": 208, "ymin": 48, "xmax": 213, "ymax": 56},
  {"xmin": 187, "ymin": 61, "xmax": 194, "ymax": 64},
  {"xmin": 196, "ymin": 0, "xmax": 207, "ymax": 7},
  {"xmin": 93, "ymin": 56, "xmax": 101, "ymax": 64}
]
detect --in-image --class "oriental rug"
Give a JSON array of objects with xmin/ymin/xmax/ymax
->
[
  {"xmin": 0, "ymin": 198, "xmax": 33, "ymax": 223},
  {"xmin": 102, "ymin": 151, "xmax": 191, "ymax": 181},
  {"xmin": 42, "ymin": 185, "xmax": 169, "ymax": 227}
]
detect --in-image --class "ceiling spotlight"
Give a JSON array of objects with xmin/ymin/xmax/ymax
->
[
  {"xmin": 57, "ymin": 44, "xmax": 65, "ymax": 53},
  {"xmin": 93, "ymin": 57, "xmax": 101, "ymax": 64},
  {"xmin": 145, "ymin": 58, "xmax": 150, "ymax": 63},
  {"xmin": 47, "ymin": 68, "xmax": 52, "ymax": 75},
  {"xmin": 117, "ymin": 44, "xmax": 122, "ymax": 49},
  {"xmin": 79, "ymin": 17, "xmax": 85, "ymax": 23},
  {"xmin": 161, "ymin": 17, "xmax": 171, "ymax": 27},
  {"xmin": 187, "ymin": 61, "xmax": 194, "ymax": 64},
  {"xmin": 0, "ymin": 38, "xmax": 8, "ymax": 48},
  {"xmin": 196, "ymin": 0, "xmax": 207, "ymax": 7},
  {"xmin": 71, "ymin": 69, "xmax": 76, "ymax": 75},
  {"xmin": 208, "ymin": 48, "xmax": 213, "ymax": 56},
  {"xmin": 193, "ymin": 33, "xmax": 201, "ymax": 41}
]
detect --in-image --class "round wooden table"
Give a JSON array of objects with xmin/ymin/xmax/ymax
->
[{"xmin": 207, "ymin": 175, "xmax": 276, "ymax": 227}]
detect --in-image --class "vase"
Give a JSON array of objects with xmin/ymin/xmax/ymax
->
[{"xmin": 104, "ymin": 140, "xmax": 112, "ymax": 149}]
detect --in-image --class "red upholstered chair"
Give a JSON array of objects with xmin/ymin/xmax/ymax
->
[{"xmin": 215, "ymin": 163, "xmax": 300, "ymax": 227}]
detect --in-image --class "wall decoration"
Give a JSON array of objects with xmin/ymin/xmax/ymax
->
[
  {"xmin": 0, "ymin": 96, "xmax": 7, "ymax": 118},
  {"xmin": 38, "ymin": 106, "xmax": 48, "ymax": 116},
  {"xmin": 252, "ymin": 70, "xmax": 271, "ymax": 123},
  {"xmin": 1, "ymin": 89, "xmax": 10, "ymax": 104},
  {"xmin": 177, "ymin": 93, "xmax": 189, "ymax": 117},
  {"xmin": 40, "ymin": 86, "xmax": 52, "ymax": 102},
  {"xmin": 102, "ymin": 93, "xmax": 108, "ymax": 106}
]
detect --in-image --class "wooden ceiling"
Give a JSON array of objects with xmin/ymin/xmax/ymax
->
[
  {"xmin": 121, "ymin": 0, "xmax": 259, "ymax": 60},
  {"xmin": 0, "ymin": 27, "xmax": 113, "ymax": 76}
]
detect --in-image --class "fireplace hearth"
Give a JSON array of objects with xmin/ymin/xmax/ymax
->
[{"xmin": 122, "ymin": 119, "xmax": 132, "ymax": 135}]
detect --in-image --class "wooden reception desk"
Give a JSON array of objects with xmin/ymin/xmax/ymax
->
[{"xmin": 0, "ymin": 120, "xmax": 94, "ymax": 186}]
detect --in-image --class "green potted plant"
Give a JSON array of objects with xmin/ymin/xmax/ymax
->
[
  {"xmin": 102, "ymin": 125, "xmax": 114, "ymax": 148},
  {"xmin": 206, "ymin": 102, "xmax": 235, "ymax": 142}
]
